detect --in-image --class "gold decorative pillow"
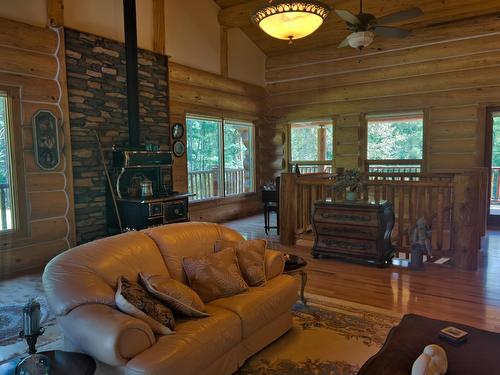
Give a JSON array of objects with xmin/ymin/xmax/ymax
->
[
  {"xmin": 182, "ymin": 248, "xmax": 249, "ymax": 303},
  {"xmin": 115, "ymin": 276, "xmax": 175, "ymax": 335},
  {"xmin": 215, "ymin": 239, "xmax": 267, "ymax": 286},
  {"xmin": 139, "ymin": 272, "xmax": 209, "ymax": 318}
]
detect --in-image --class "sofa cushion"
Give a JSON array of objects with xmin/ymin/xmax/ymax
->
[
  {"xmin": 115, "ymin": 276, "xmax": 175, "ymax": 335},
  {"xmin": 144, "ymin": 222, "xmax": 244, "ymax": 284},
  {"xmin": 125, "ymin": 305, "xmax": 241, "ymax": 375},
  {"xmin": 139, "ymin": 272, "xmax": 209, "ymax": 318},
  {"xmin": 182, "ymin": 248, "xmax": 249, "ymax": 303},
  {"xmin": 209, "ymin": 274, "xmax": 298, "ymax": 338},
  {"xmin": 215, "ymin": 239, "xmax": 267, "ymax": 286}
]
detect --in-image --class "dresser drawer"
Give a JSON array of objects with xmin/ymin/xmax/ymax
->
[
  {"xmin": 315, "ymin": 223, "xmax": 379, "ymax": 240},
  {"xmin": 315, "ymin": 235, "xmax": 377, "ymax": 256},
  {"xmin": 314, "ymin": 208, "xmax": 379, "ymax": 227}
]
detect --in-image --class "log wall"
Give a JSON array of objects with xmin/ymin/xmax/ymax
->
[
  {"xmin": 169, "ymin": 62, "xmax": 270, "ymax": 222},
  {"xmin": 266, "ymin": 14, "xmax": 500, "ymax": 173},
  {"xmin": 0, "ymin": 17, "xmax": 75, "ymax": 277}
]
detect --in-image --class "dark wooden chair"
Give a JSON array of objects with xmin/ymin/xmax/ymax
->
[{"xmin": 262, "ymin": 177, "xmax": 280, "ymax": 235}]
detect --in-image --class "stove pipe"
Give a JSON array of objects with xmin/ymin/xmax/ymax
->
[{"xmin": 123, "ymin": 0, "xmax": 140, "ymax": 147}]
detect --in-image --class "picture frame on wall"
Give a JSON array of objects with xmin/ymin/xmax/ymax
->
[
  {"xmin": 173, "ymin": 140, "xmax": 185, "ymax": 157},
  {"xmin": 32, "ymin": 110, "xmax": 60, "ymax": 170},
  {"xmin": 172, "ymin": 123, "xmax": 184, "ymax": 139}
]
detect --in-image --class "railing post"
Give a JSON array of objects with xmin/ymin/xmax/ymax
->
[
  {"xmin": 212, "ymin": 167, "xmax": 219, "ymax": 197},
  {"xmin": 280, "ymin": 173, "xmax": 297, "ymax": 246},
  {"xmin": 0, "ymin": 186, "xmax": 7, "ymax": 231},
  {"xmin": 451, "ymin": 171, "xmax": 481, "ymax": 271}
]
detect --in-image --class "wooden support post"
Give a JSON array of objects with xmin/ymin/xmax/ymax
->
[
  {"xmin": 451, "ymin": 171, "xmax": 481, "ymax": 271},
  {"xmin": 47, "ymin": 0, "xmax": 64, "ymax": 27},
  {"xmin": 280, "ymin": 173, "xmax": 297, "ymax": 246},
  {"xmin": 220, "ymin": 26, "xmax": 228, "ymax": 78},
  {"xmin": 153, "ymin": 0, "xmax": 165, "ymax": 55}
]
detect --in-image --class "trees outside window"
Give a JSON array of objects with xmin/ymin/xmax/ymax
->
[
  {"xmin": 366, "ymin": 112, "xmax": 424, "ymax": 173},
  {"xmin": 186, "ymin": 115, "xmax": 254, "ymax": 201},
  {"xmin": 289, "ymin": 121, "xmax": 333, "ymax": 174},
  {"xmin": 0, "ymin": 93, "xmax": 14, "ymax": 230}
]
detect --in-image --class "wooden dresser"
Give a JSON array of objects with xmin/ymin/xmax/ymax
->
[{"xmin": 312, "ymin": 200, "xmax": 395, "ymax": 266}]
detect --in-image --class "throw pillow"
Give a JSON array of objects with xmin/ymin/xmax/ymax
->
[
  {"xmin": 139, "ymin": 272, "xmax": 209, "ymax": 318},
  {"xmin": 115, "ymin": 276, "xmax": 175, "ymax": 335},
  {"xmin": 182, "ymin": 248, "xmax": 249, "ymax": 303},
  {"xmin": 215, "ymin": 239, "xmax": 267, "ymax": 286}
]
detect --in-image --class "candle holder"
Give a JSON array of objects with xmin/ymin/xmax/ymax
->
[{"xmin": 19, "ymin": 327, "xmax": 45, "ymax": 355}]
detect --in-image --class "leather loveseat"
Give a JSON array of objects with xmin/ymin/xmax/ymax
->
[{"xmin": 42, "ymin": 222, "xmax": 298, "ymax": 375}]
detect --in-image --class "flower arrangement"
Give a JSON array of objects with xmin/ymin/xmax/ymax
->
[{"xmin": 331, "ymin": 169, "xmax": 364, "ymax": 193}]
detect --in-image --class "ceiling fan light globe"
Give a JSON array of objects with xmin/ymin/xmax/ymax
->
[{"xmin": 347, "ymin": 31, "xmax": 374, "ymax": 49}]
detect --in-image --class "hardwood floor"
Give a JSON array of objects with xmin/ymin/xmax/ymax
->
[{"xmin": 225, "ymin": 214, "xmax": 500, "ymax": 333}]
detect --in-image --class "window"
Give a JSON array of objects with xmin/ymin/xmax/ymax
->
[
  {"xmin": 0, "ymin": 93, "xmax": 14, "ymax": 231},
  {"xmin": 289, "ymin": 120, "xmax": 333, "ymax": 174},
  {"xmin": 187, "ymin": 115, "xmax": 255, "ymax": 201},
  {"xmin": 366, "ymin": 112, "xmax": 424, "ymax": 173}
]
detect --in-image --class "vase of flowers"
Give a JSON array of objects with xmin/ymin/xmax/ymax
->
[{"xmin": 331, "ymin": 169, "xmax": 364, "ymax": 201}]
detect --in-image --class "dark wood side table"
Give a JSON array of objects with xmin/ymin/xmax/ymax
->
[
  {"xmin": 312, "ymin": 200, "xmax": 395, "ymax": 267},
  {"xmin": 283, "ymin": 254, "xmax": 308, "ymax": 305},
  {"xmin": 0, "ymin": 351, "xmax": 96, "ymax": 375}
]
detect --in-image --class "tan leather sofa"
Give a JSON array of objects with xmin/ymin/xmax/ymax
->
[{"xmin": 43, "ymin": 222, "xmax": 298, "ymax": 375}]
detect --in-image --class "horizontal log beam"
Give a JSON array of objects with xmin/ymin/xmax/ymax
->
[{"xmin": 0, "ymin": 16, "xmax": 58, "ymax": 54}]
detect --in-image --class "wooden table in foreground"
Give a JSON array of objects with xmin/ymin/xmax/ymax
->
[
  {"xmin": 0, "ymin": 351, "xmax": 95, "ymax": 375},
  {"xmin": 312, "ymin": 200, "xmax": 395, "ymax": 267}
]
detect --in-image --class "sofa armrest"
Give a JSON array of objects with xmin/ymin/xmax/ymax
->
[
  {"xmin": 265, "ymin": 249, "xmax": 285, "ymax": 280},
  {"xmin": 59, "ymin": 304, "xmax": 155, "ymax": 367}
]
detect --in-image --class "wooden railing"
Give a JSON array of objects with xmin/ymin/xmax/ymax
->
[
  {"xmin": 280, "ymin": 169, "xmax": 488, "ymax": 270},
  {"xmin": 0, "ymin": 183, "xmax": 10, "ymax": 231},
  {"xmin": 188, "ymin": 168, "xmax": 247, "ymax": 200},
  {"xmin": 490, "ymin": 167, "xmax": 500, "ymax": 204}
]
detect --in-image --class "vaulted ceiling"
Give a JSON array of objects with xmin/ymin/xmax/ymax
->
[{"xmin": 215, "ymin": 0, "xmax": 500, "ymax": 57}]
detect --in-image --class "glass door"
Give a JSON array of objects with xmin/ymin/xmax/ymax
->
[{"xmin": 487, "ymin": 108, "xmax": 500, "ymax": 225}]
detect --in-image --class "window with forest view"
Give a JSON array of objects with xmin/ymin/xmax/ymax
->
[
  {"xmin": 290, "ymin": 121, "xmax": 333, "ymax": 174},
  {"xmin": 367, "ymin": 112, "xmax": 424, "ymax": 173},
  {"xmin": 0, "ymin": 93, "xmax": 14, "ymax": 231},
  {"xmin": 187, "ymin": 116, "xmax": 254, "ymax": 201}
]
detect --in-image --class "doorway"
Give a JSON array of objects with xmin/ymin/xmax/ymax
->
[{"xmin": 486, "ymin": 107, "xmax": 500, "ymax": 226}]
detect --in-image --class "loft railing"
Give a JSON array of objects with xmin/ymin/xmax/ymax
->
[
  {"xmin": 188, "ymin": 168, "xmax": 247, "ymax": 200},
  {"xmin": 0, "ymin": 183, "xmax": 10, "ymax": 231},
  {"xmin": 279, "ymin": 168, "xmax": 488, "ymax": 270}
]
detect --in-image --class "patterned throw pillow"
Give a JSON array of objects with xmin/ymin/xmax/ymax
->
[
  {"xmin": 115, "ymin": 276, "xmax": 175, "ymax": 335},
  {"xmin": 215, "ymin": 239, "xmax": 267, "ymax": 286},
  {"xmin": 182, "ymin": 248, "xmax": 249, "ymax": 303},
  {"xmin": 139, "ymin": 272, "xmax": 209, "ymax": 318}
]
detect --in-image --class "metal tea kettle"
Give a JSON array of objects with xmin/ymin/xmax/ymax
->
[{"xmin": 140, "ymin": 178, "xmax": 153, "ymax": 197}]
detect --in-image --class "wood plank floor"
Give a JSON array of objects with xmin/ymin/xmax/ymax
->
[{"xmin": 225, "ymin": 214, "xmax": 500, "ymax": 333}]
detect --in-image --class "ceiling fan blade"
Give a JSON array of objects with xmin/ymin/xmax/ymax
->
[
  {"xmin": 374, "ymin": 26, "xmax": 411, "ymax": 38},
  {"xmin": 376, "ymin": 8, "xmax": 424, "ymax": 25},
  {"xmin": 335, "ymin": 9, "xmax": 361, "ymax": 25},
  {"xmin": 338, "ymin": 35, "xmax": 350, "ymax": 48}
]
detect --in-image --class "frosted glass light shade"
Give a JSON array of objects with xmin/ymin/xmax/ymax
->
[{"xmin": 252, "ymin": 1, "xmax": 330, "ymax": 41}]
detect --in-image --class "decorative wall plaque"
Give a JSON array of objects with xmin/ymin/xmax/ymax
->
[{"xmin": 32, "ymin": 110, "xmax": 60, "ymax": 170}]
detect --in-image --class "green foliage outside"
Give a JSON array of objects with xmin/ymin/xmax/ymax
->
[
  {"xmin": 291, "ymin": 125, "xmax": 333, "ymax": 161},
  {"xmin": 492, "ymin": 116, "xmax": 500, "ymax": 167},
  {"xmin": 0, "ymin": 97, "xmax": 9, "ymax": 185},
  {"xmin": 186, "ymin": 118, "xmax": 250, "ymax": 172},
  {"xmin": 367, "ymin": 119, "xmax": 423, "ymax": 160}
]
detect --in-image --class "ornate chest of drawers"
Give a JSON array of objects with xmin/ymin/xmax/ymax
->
[{"xmin": 312, "ymin": 200, "xmax": 395, "ymax": 266}]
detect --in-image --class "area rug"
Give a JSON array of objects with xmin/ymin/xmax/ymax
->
[
  {"xmin": 0, "ymin": 293, "xmax": 401, "ymax": 372},
  {"xmin": 237, "ymin": 294, "xmax": 402, "ymax": 374}
]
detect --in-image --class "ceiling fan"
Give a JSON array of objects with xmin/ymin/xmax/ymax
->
[{"xmin": 335, "ymin": 0, "xmax": 423, "ymax": 49}]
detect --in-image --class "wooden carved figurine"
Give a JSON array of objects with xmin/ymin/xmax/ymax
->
[{"xmin": 409, "ymin": 217, "xmax": 432, "ymax": 268}]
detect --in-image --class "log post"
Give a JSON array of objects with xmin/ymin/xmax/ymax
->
[
  {"xmin": 451, "ymin": 171, "xmax": 481, "ymax": 271},
  {"xmin": 280, "ymin": 173, "xmax": 297, "ymax": 245}
]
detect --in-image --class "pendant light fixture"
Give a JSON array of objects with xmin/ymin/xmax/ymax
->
[{"xmin": 252, "ymin": 1, "xmax": 331, "ymax": 43}]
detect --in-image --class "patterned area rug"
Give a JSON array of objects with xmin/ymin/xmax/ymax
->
[
  {"xmin": 0, "ymin": 292, "xmax": 401, "ymax": 372},
  {"xmin": 237, "ymin": 294, "xmax": 402, "ymax": 375}
]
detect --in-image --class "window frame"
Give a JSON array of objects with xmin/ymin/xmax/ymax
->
[
  {"xmin": 0, "ymin": 85, "xmax": 28, "ymax": 240},
  {"xmin": 186, "ymin": 114, "xmax": 256, "ymax": 202},
  {"xmin": 364, "ymin": 110, "xmax": 427, "ymax": 173},
  {"xmin": 287, "ymin": 119, "xmax": 335, "ymax": 174}
]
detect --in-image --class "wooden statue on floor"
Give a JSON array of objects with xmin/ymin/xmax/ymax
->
[{"xmin": 409, "ymin": 217, "xmax": 432, "ymax": 269}]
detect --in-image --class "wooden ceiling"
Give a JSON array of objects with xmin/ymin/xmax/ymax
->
[{"xmin": 215, "ymin": 0, "xmax": 500, "ymax": 56}]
